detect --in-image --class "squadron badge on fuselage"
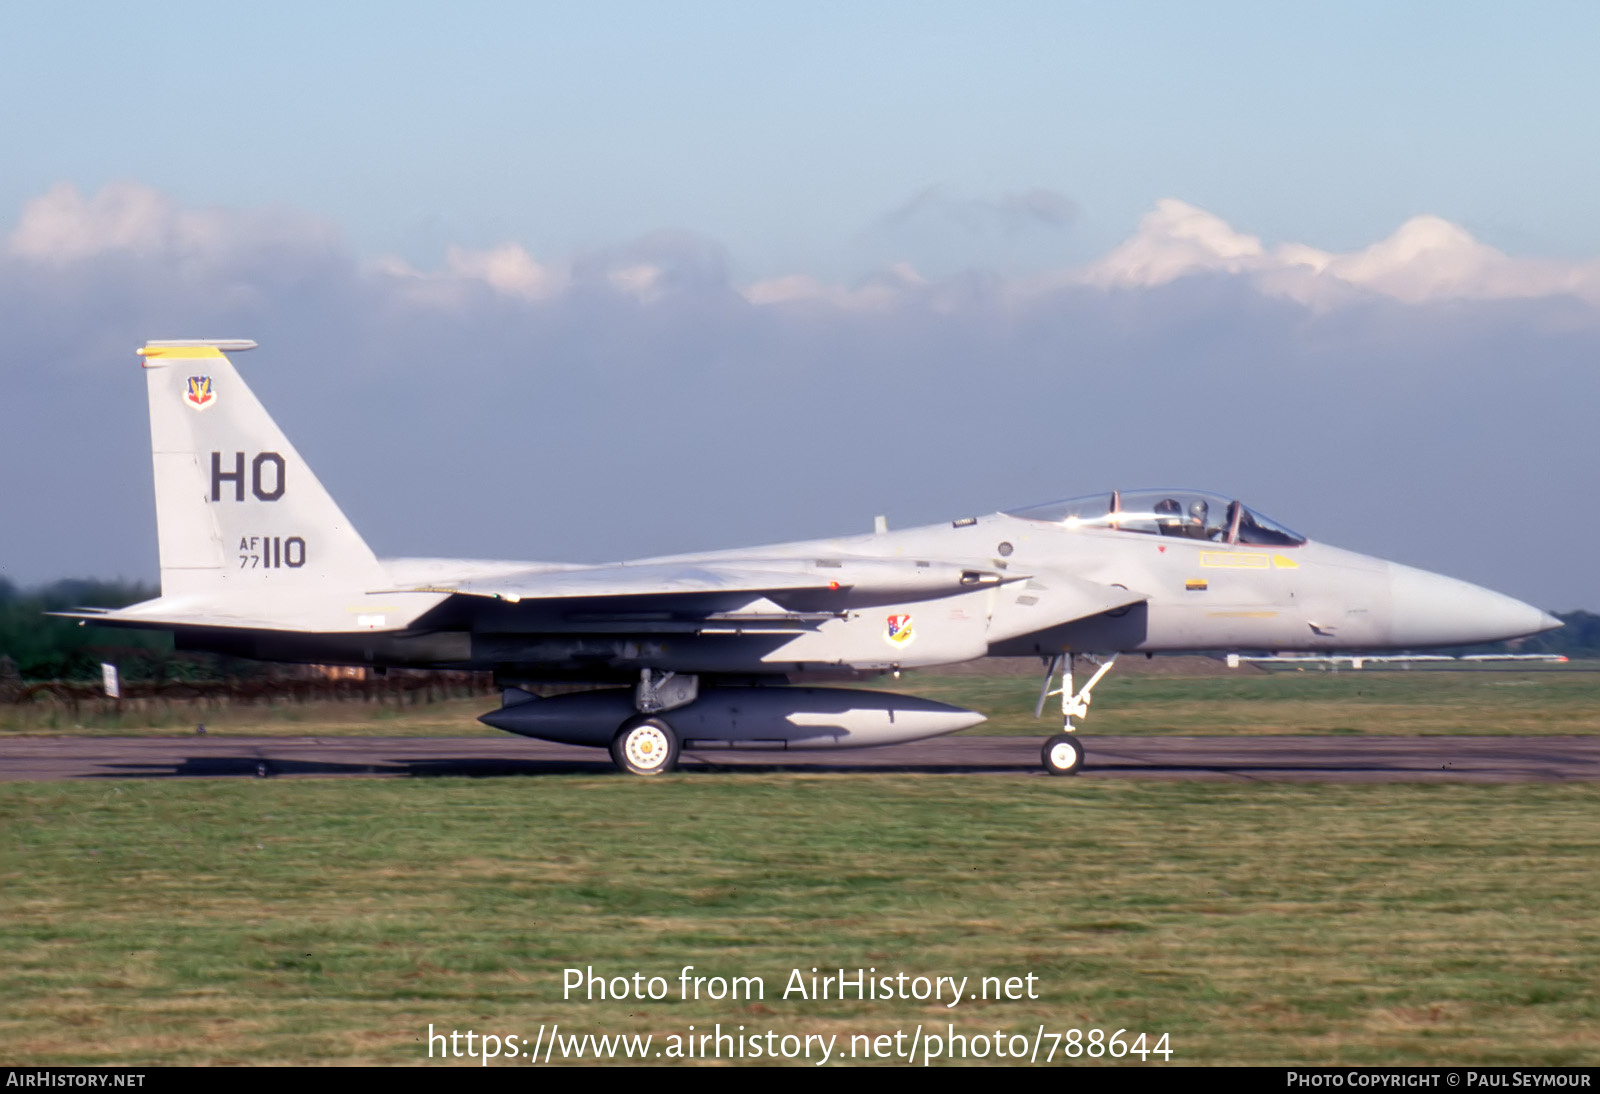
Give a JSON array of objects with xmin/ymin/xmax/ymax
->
[{"xmin": 885, "ymin": 613, "xmax": 915, "ymax": 648}]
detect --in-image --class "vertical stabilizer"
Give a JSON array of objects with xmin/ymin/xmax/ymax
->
[{"xmin": 139, "ymin": 340, "xmax": 384, "ymax": 599}]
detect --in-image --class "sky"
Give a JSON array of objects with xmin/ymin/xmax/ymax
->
[{"xmin": 2, "ymin": 2, "xmax": 1597, "ymax": 610}]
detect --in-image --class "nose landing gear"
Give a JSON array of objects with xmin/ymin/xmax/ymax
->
[{"xmin": 1035, "ymin": 653, "xmax": 1117, "ymax": 776}]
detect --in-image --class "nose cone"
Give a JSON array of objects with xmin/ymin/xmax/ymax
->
[{"xmin": 1387, "ymin": 563, "xmax": 1561, "ymax": 647}]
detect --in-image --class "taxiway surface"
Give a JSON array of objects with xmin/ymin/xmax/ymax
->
[{"xmin": 2, "ymin": 734, "xmax": 1597, "ymax": 782}]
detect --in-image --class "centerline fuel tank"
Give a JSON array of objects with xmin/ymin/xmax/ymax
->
[{"xmin": 479, "ymin": 686, "xmax": 985, "ymax": 750}]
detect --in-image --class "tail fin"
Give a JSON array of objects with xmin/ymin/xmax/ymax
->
[{"xmin": 139, "ymin": 340, "xmax": 384, "ymax": 598}]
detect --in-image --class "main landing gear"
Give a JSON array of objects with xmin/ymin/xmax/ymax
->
[
  {"xmin": 609, "ymin": 669, "xmax": 696, "ymax": 775},
  {"xmin": 1035, "ymin": 653, "xmax": 1117, "ymax": 776}
]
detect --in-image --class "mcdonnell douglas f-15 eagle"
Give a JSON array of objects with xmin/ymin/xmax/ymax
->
[{"xmin": 58, "ymin": 340, "xmax": 1561, "ymax": 775}]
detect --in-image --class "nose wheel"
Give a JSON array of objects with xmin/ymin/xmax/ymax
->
[
  {"xmin": 611, "ymin": 716, "xmax": 680, "ymax": 776},
  {"xmin": 1041, "ymin": 734, "xmax": 1085, "ymax": 776}
]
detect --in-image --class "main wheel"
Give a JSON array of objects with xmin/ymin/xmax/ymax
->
[
  {"xmin": 610, "ymin": 716, "xmax": 680, "ymax": 776},
  {"xmin": 1041, "ymin": 733, "xmax": 1085, "ymax": 776}
]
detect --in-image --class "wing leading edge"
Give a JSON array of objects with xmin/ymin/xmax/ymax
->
[{"xmin": 387, "ymin": 557, "xmax": 1024, "ymax": 605}]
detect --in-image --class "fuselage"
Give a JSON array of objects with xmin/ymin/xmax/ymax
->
[
  {"xmin": 626, "ymin": 505, "xmax": 1557, "ymax": 662},
  {"xmin": 168, "ymin": 498, "xmax": 1556, "ymax": 681}
]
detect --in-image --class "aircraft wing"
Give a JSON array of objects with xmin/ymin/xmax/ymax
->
[
  {"xmin": 50, "ymin": 559, "xmax": 1024, "ymax": 637},
  {"xmin": 390, "ymin": 557, "xmax": 1023, "ymax": 604}
]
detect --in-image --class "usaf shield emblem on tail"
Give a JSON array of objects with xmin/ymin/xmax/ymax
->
[{"xmin": 184, "ymin": 375, "xmax": 216, "ymax": 411}]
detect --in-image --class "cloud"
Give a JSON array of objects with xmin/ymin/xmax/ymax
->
[
  {"xmin": 445, "ymin": 243, "xmax": 566, "ymax": 301},
  {"xmin": 375, "ymin": 227, "xmax": 735, "ymax": 308},
  {"xmin": 848, "ymin": 186, "xmax": 1081, "ymax": 281},
  {"xmin": 9, "ymin": 180, "xmax": 341, "ymax": 268},
  {"xmin": 24, "ymin": 181, "xmax": 1592, "ymax": 316},
  {"xmin": 743, "ymin": 262, "xmax": 928, "ymax": 310},
  {"xmin": 1074, "ymin": 198, "xmax": 1600, "ymax": 307},
  {"xmin": 377, "ymin": 243, "xmax": 567, "ymax": 309},
  {"xmin": 879, "ymin": 185, "xmax": 1079, "ymax": 236},
  {"xmin": 1078, "ymin": 199, "xmax": 1267, "ymax": 287}
]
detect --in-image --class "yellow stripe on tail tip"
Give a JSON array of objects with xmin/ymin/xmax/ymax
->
[
  {"xmin": 137, "ymin": 339, "xmax": 256, "ymax": 360},
  {"xmin": 138, "ymin": 345, "xmax": 226, "ymax": 359}
]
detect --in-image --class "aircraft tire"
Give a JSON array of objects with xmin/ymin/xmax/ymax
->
[
  {"xmin": 610, "ymin": 716, "xmax": 680, "ymax": 776},
  {"xmin": 1041, "ymin": 734, "xmax": 1085, "ymax": 776}
]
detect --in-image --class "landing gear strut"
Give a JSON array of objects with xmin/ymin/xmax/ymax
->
[
  {"xmin": 1035, "ymin": 653, "xmax": 1117, "ymax": 776},
  {"xmin": 610, "ymin": 669, "xmax": 697, "ymax": 775}
]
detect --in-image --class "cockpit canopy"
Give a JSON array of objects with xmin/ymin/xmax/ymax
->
[{"xmin": 1005, "ymin": 489, "xmax": 1307, "ymax": 547}]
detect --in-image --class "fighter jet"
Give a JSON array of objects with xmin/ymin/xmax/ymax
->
[{"xmin": 60, "ymin": 339, "xmax": 1561, "ymax": 776}]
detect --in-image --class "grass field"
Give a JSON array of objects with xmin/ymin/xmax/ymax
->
[
  {"xmin": 0, "ymin": 696, "xmax": 504, "ymax": 737},
  {"xmin": 1, "ymin": 776, "xmax": 1597, "ymax": 1066},
  {"xmin": 4, "ymin": 666, "xmax": 1599, "ymax": 739},
  {"xmin": 898, "ymin": 666, "xmax": 1600, "ymax": 738},
  {"xmin": 3, "ymin": 668, "xmax": 1596, "ymax": 1066}
]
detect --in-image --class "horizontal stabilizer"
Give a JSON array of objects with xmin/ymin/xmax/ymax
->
[{"xmin": 46, "ymin": 591, "xmax": 437, "ymax": 635}]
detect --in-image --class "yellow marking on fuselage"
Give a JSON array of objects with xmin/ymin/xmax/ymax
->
[
  {"xmin": 1272, "ymin": 553, "xmax": 1299, "ymax": 569},
  {"xmin": 1200, "ymin": 551, "xmax": 1271, "ymax": 569}
]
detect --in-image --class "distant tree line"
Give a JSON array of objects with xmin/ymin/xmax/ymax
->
[
  {"xmin": 0, "ymin": 578, "xmax": 270, "ymax": 684},
  {"xmin": 1509, "ymin": 610, "xmax": 1600, "ymax": 659},
  {"xmin": 2, "ymin": 578, "xmax": 1597, "ymax": 684}
]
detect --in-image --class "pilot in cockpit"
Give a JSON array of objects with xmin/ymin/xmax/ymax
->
[
  {"xmin": 1157, "ymin": 497, "xmax": 1221, "ymax": 540},
  {"xmin": 1185, "ymin": 499, "xmax": 1218, "ymax": 540},
  {"xmin": 1154, "ymin": 497, "xmax": 1184, "ymax": 536}
]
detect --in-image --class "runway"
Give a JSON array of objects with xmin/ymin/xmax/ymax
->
[{"xmin": 2, "ymin": 734, "xmax": 1598, "ymax": 782}]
